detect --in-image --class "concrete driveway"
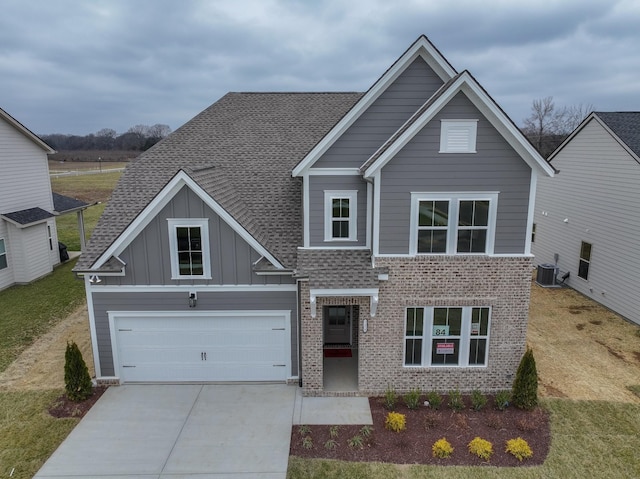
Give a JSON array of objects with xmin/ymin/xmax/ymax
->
[{"xmin": 35, "ymin": 384, "xmax": 296, "ymax": 478}]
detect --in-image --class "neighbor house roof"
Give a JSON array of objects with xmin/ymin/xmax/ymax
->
[
  {"xmin": 75, "ymin": 92, "xmax": 363, "ymax": 271},
  {"xmin": 1, "ymin": 207, "xmax": 54, "ymax": 228},
  {"xmin": 594, "ymin": 112, "xmax": 640, "ymax": 158},
  {"xmin": 52, "ymin": 192, "xmax": 91, "ymax": 214}
]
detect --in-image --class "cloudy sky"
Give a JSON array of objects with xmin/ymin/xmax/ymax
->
[{"xmin": 1, "ymin": 0, "xmax": 638, "ymax": 136}]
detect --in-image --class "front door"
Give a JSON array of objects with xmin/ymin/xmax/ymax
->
[{"xmin": 324, "ymin": 305, "xmax": 351, "ymax": 345}]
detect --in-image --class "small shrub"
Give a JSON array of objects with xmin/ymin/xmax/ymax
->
[
  {"xmin": 64, "ymin": 341, "xmax": 93, "ymax": 402},
  {"xmin": 432, "ymin": 438, "xmax": 454, "ymax": 458},
  {"xmin": 512, "ymin": 348, "xmax": 538, "ymax": 410},
  {"xmin": 423, "ymin": 411, "xmax": 439, "ymax": 430},
  {"xmin": 494, "ymin": 390, "xmax": 511, "ymax": 411},
  {"xmin": 425, "ymin": 391, "xmax": 443, "ymax": 410},
  {"xmin": 384, "ymin": 385, "xmax": 397, "ymax": 410},
  {"xmin": 329, "ymin": 425, "xmax": 340, "ymax": 439},
  {"xmin": 447, "ymin": 389, "xmax": 465, "ymax": 412},
  {"xmin": 404, "ymin": 389, "xmax": 421, "ymax": 410},
  {"xmin": 348, "ymin": 435, "xmax": 364, "ymax": 448},
  {"xmin": 505, "ymin": 437, "xmax": 533, "ymax": 461},
  {"xmin": 468, "ymin": 437, "xmax": 493, "ymax": 461},
  {"xmin": 486, "ymin": 412, "xmax": 504, "ymax": 429},
  {"xmin": 385, "ymin": 411, "xmax": 406, "ymax": 432},
  {"xmin": 298, "ymin": 425, "xmax": 311, "ymax": 436},
  {"xmin": 471, "ymin": 390, "xmax": 488, "ymax": 411},
  {"xmin": 453, "ymin": 413, "xmax": 469, "ymax": 430},
  {"xmin": 516, "ymin": 415, "xmax": 538, "ymax": 432},
  {"xmin": 324, "ymin": 438, "xmax": 337, "ymax": 450},
  {"xmin": 302, "ymin": 436, "xmax": 313, "ymax": 449},
  {"xmin": 360, "ymin": 425, "xmax": 373, "ymax": 438}
]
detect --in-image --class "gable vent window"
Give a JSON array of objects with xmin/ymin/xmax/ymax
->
[
  {"xmin": 439, "ymin": 120, "xmax": 478, "ymax": 153},
  {"xmin": 168, "ymin": 218, "xmax": 212, "ymax": 279}
]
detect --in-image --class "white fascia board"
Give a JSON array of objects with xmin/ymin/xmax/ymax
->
[
  {"xmin": 85, "ymin": 276, "xmax": 102, "ymax": 378},
  {"xmin": 93, "ymin": 170, "xmax": 285, "ymax": 270},
  {"xmin": 524, "ymin": 170, "xmax": 537, "ymax": 256},
  {"xmin": 292, "ymin": 37, "xmax": 456, "ymax": 177},
  {"xmin": 89, "ymin": 284, "xmax": 298, "ymax": 293},
  {"xmin": 303, "ymin": 172, "xmax": 310, "ymax": 248},
  {"xmin": 308, "ymin": 168, "xmax": 361, "ymax": 176},
  {"xmin": 363, "ymin": 72, "xmax": 555, "ymax": 179},
  {"xmin": 309, "ymin": 287, "xmax": 379, "ymax": 297}
]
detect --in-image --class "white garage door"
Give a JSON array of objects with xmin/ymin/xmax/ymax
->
[{"xmin": 112, "ymin": 311, "xmax": 290, "ymax": 383}]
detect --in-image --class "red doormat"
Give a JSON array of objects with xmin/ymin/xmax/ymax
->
[{"xmin": 324, "ymin": 349, "xmax": 352, "ymax": 358}]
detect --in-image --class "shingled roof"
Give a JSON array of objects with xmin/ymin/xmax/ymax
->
[
  {"xmin": 76, "ymin": 92, "xmax": 363, "ymax": 271},
  {"xmin": 595, "ymin": 112, "xmax": 640, "ymax": 158}
]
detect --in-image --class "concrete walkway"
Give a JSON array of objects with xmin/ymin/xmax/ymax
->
[{"xmin": 35, "ymin": 384, "xmax": 372, "ymax": 478}]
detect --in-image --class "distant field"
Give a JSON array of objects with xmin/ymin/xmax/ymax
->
[
  {"xmin": 48, "ymin": 160, "xmax": 128, "ymax": 173},
  {"xmin": 49, "ymin": 149, "xmax": 137, "ymax": 164}
]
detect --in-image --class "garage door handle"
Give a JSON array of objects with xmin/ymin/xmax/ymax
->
[
  {"xmin": 122, "ymin": 365, "xmax": 136, "ymax": 368},
  {"xmin": 272, "ymin": 328, "xmax": 285, "ymax": 330},
  {"xmin": 201, "ymin": 352, "xmax": 207, "ymax": 361},
  {"xmin": 273, "ymin": 364, "xmax": 286, "ymax": 367},
  {"xmin": 118, "ymin": 329, "xmax": 132, "ymax": 332}
]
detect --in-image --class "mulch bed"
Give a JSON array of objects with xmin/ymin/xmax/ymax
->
[
  {"xmin": 48, "ymin": 386, "xmax": 108, "ymax": 419},
  {"xmin": 290, "ymin": 395, "xmax": 550, "ymax": 467}
]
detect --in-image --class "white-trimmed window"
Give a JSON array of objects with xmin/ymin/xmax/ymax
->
[
  {"xmin": 410, "ymin": 193, "xmax": 497, "ymax": 255},
  {"xmin": 0, "ymin": 238, "xmax": 7, "ymax": 270},
  {"xmin": 404, "ymin": 306, "xmax": 491, "ymax": 367},
  {"xmin": 324, "ymin": 190, "xmax": 357, "ymax": 241},
  {"xmin": 439, "ymin": 120, "xmax": 478, "ymax": 153},
  {"xmin": 578, "ymin": 241, "xmax": 591, "ymax": 280},
  {"xmin": 167, "ymin": 219, "xmax": 211, "ymax": 279},
  {"xmin": 47, "ymin": 225, "xmax": 53, "ymax": 250}
]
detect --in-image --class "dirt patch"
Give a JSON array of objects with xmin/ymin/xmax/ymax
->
[
  {"xmin": 48, "ymin": 387, "xmax": 107, "ymax": 418},
  {"xmin": 0, "ymin": 304, "xmax": 94, "ymax": 391},
  {"xmin": 528, "ymin": 283, "xmax": 640, "ymax": 403},
  {"xmin": 290, "ymin": 396, "xmax": 550, "ymax": 467}
]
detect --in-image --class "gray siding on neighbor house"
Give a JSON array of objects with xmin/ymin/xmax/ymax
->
[
  {"xmin": 314, "ymin": 58, "xmax": 444, "ymax": 169},
  {"xmin": 102, "ymin": 185, "xmax": 294, "ymax": 286},
  {"xmin": 308, "ymin": 175, "xmax": 368, "ymax": 247},
  {"xmin": 533, "ymin": 119, "xmax": 640, "ymax": 325},
  {"xmin": 379, "ymin": 92, "xmax": 531, "ymax": 254},
  {"xmin": 91, "ymin": 289, "xmax": 299, "ymax": 377}
]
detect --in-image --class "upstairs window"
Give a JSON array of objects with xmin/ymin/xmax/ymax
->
[
  {"xmin": 439, "ymin": 120, "xmax": 478, "ymax": 153},
  {"xmin": 324, "ymin": 190, "xmax": 357, "ymax": 241},
  {"xmin": 0, "ymin": 239, "xmax": 7, "ymax": 270},
  {"xmin": 168, "ymin": 219, "xmax": 211, "ymax": 279},
  {"xmin": 578, "ymin": 241, "xmax": 591, "ymax": 280},
  {"xmin": 411, "ymin": 193, "xmax": 497, "ymax": 255}
]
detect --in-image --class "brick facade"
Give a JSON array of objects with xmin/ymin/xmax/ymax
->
[{"xmin": 300, "ymin": 256, "xmax": 532, "ymax": 396}]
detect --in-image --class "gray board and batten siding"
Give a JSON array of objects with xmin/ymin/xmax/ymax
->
[
  {"xmin": 533, "ymin": 118, "xmax": 640, "ymax": 325},
  {"xmin": 378, "ymin": 92, "xmax": 532, "ymax": 255},
  {"xmin": 308, "ymin": 175, "xmax": 368, "ymax": 247},
  {"xmin": 313, "ymin": 57, "xmax": 445, "ymax": 169},
  {"xmin": 101, "ymin": 185, "xmax": 295, "ymax": 287},
  {"xmin": 90, "ymin": 290, "xmax": 299, "ymax": 377}
]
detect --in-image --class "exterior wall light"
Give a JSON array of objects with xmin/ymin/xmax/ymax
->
[{"xmin": 188, "ymin": 291, "xmax": 197, "ymax": 308}]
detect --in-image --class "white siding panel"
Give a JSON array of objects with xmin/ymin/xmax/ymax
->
[
  {"xmin": 533, "ymin": 119, "xmax": 640, "ymax": 325},
  {"xmin": 9, "ymin": 223, "xmax": 52, "ymax": 283},
  {"xmin": 0, "ymin": 220, "xmax": 14, "ymax": 290}
]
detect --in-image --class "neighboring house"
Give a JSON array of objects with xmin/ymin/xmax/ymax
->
[
  {"xmin": 75, "ymin": 36, "xmax": 554, "ymax": 395},
  {"xmin": 533, "ymin": 112, "xmax": 640, "ymax": 326}
]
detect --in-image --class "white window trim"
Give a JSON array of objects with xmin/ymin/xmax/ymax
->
[
  {"xmin": 409, "ymin": 192, "xmax": 498, "ymax": 255},
  {"xmin": 439, "ymin": 119, "xmax": 478, "ymax": 153},
  {"xmin": 0, "ymin": 238, "xmax": 7, "ymax": 270},
  {"xmin": 403, "ymin": 306, "xmax": 491, "ymax": 368},
  {"xmin": 324, "ymin": 190, "xmax": 358, "ymax": 242},
  {"xmin": 167, "ymin": 218, "xmax": 212, "ymax": 280}
]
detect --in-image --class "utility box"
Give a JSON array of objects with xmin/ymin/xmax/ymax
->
[{"xmin": 536, "ymin": 264, "xmax": 556, "ymax": 286}]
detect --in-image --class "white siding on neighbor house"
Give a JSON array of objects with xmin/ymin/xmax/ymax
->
[
  {"xmin": 533, "ymin": 119, "xmax": 640, "ymax": 325},
  {"xmin": 0, "ymin": 119, "xmax": 53, "ymax": 213},
  {"xmin": 8, "ymin": 222, "xmax": 52, "ymax": 284},
  {"xmin": 0, "ymin": 221, "xmax": 14, "ymax": 290}
]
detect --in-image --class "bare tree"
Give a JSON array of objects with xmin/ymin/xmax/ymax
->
[{"xmin": 522, "ymin": 96, "xmax": 556, "ymax": 153}]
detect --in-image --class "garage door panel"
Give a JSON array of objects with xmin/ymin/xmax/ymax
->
[{"xmin": 114, "ymin": 312, "xmax": 289, "ymax": 383}]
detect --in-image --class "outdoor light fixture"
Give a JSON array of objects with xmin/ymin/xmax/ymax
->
[
  {"xmin": 188, "ymin": 291, "xmax": 197, "ymax": 308},
  {"xmin": 88, "ymin": 275, "xmax": 102, "ymax": 284},
  {"xmin": 363, "ymin": 319, "xmax": 368, "ymax": 333}
]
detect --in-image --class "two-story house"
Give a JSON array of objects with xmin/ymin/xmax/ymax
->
[{"xmin": 75, "ymin": 36, "xmax": 554, "ymax": 395}]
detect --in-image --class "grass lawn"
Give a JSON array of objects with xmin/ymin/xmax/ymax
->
[
  {"xmin": 51, "ymin": 170, "xmax": 122, "ymax": 204},
  {"xmin": 287, "ymin": 399, "xmax": 640, "ymax": 478},
  {"xmin": 0, "ymin": 260, "xmax": 85, "ymax": 373},
  {"xmin": 55, "ymin": 203, "xmax": 106, "ymax": 251},
  {"xmin": 0, "ymin": 390, "xmax": 79, "ymax": 479}
]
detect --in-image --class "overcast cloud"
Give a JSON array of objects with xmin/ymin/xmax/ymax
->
[{"xmin": 1, "ymin": 0, "xmax": 638, "ymax": 135}]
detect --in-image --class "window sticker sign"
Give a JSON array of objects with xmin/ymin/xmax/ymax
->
[
  {"xmin": 436, "ymin": 342, "xmax": 455, "ymax": 355},
  {"xmin": 432, "ymin": 325, "xmax": 449, "ymax": 336},
  {"xmin": 471, "ymin": 322, "xmax": 480, "ymax": 335}
]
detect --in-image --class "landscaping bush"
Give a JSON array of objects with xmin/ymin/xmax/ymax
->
[
  {"xmin": 512, "ymin": 348, "xmax": 538, "ymax": 410},
  {"xmin": 447, "ymin": 389, "xmax": 465, "ymax": 412},
  {"xmin": 425, "ymin": 391, "xmax": 443, "ymax": 410},
  {"xmin": 404, "ymin": 389, "xmax": 421, "ymax": 410},
  {"xmin": 432, "ymin": 438, "xmax": 454, "ymax": 458},
  {"xmin": 383, "ymin": 385, "xmax": 397, "ymax": 410},
  {"xmin": 494, "ymin": 390, "xmax": 511, "ymax": 411},
  {"xmin": 64, "ymin": 341, "xmax": 93, "ymax": 402},
  {"xmin": 505, "ymin": 437, "xmax": 533, "ymax": 461},
  {"xmin": 468, "ymin": 436, "xmax": 493, "ymax": 460},
  {"xmin": 385, "ymin": 411, "xmax": 406, "ymax": 432},
  {"xmin": 471, "ymin": 390, "xmax": 488, "ymax": 411}
]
